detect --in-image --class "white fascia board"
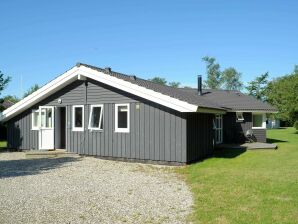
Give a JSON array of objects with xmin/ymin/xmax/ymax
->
[
  {"xmin": 229, "ymin": 110, "xmax": 278, "ymax": 113},
  {"xmin": 78, "ymin": 66, "xmax": 198, "ymax": 112},
  {"xmin": 0, "ymin": 65, "xmax": 200, "ymax": 122},
  {"xmin": 0, "ymin": 67, "xmax": 80, "ymax": 122}
]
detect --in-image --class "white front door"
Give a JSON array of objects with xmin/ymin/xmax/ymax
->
[
  {"xmin": 215, "ymin": 115, "xmax": 223, "ymax": 144},
  {"xmin": 39, "ymin": 106, "xmax": 54, "ymax": 150}
]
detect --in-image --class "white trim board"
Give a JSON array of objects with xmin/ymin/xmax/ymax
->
[{"xmin": 0, "ymin": 64, "xmax": 224, "ymax": 122}]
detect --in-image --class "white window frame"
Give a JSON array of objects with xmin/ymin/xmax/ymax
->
[
  {"xmin": 214, "ymin": 114, "xmax": 223, "ymax": 144},
  {"xmin": 252, "ymin": 113, "xmax": 266, "ymax": 129},
  {"xmin": 236, "ymin": 112, "xmax": 244, "ymax": 121},
  {"xmin": 31, "ymin": 109, "xmax": 40, "ymax": 130},
  {"xmin": 88, "ymin": 104, "xmax": 104, "ymax": 131},
  {"xmin": 72, "ymin": 105, "xmax": 84, "ymax": 131},
  {"xmin": 115, "ymin": 103, "xmax": 130, "ymax": 133}
]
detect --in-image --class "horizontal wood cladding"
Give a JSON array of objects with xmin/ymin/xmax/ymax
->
[{"xmin": 186, "ymin": 113, "xmax": 214, "ymax": 162}]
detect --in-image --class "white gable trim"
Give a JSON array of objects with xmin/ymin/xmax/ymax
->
[
  {"xmin": 0, "ymin": 65, "xmax": 202, "ymax": 122},
  {"xmin": 78, "ymin": 66, "xmax": 198, "ymax": 112}
]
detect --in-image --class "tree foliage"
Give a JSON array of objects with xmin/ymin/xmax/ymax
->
[
  {"xmin": 148, "ymin": 77, "xmax": 167, "ymax": 86},
  {"xmin": 168, "ymin": 81, "xmax": 180, "ymax": 88},
  {"xmin": 4, "ymin": 95, "xmax": 20, "ymax": 104},
  {"xmin": 0, "ymin": 70, "xmax": 11, "ymax": 111},
  {"xmin": 221, "ymin": 67, "xmax": 243, "ymax": 90},
  {"xmin": 23, "ymin": 84, "xmax": 40, "ymax": 98},
  {"xmin": 246, "ymin": 72, "xmax": 269, "ymax": 101},
  {"xmin": 202, "ymin": 56, "xmax": 222, "ymax": 89},
  {"xmin": 266, "ymin": 67, "xmax": 298, "ymax": 125},
  {"xmin": 0, "ymin": 71, "xmax": 11, "ymax": 96},
  {"xmin": 149, "ymin": 77, "xmax": 181, "ymax": 88}
]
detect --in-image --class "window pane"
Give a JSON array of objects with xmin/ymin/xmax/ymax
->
[
  {"xmin": 236, "ymin": 112, "xmax": 244, "ymax": 120},
  {"xmin": 75, "ymin": 107, "xmax": 83, "ymax": 127},
  {"xmin": 253, "ymin": 114, "xmax": 263, "ymax": 127},
  {"xmin": 33, "ymin": 111, "xmax": 39, "ymax": 127},
  {"xmin": 118, "ymin": 106, "xmax": 127, "ymax": 128},
  {"xmin": 40, "ymin": 109, "xmax": 46, "ymax": 127},
  {"xmin": 90, "ymin": 107, "xmax": 101, "ymax": 128},
  {"xmin": 46, "ymin": 108, "xmax": 52, "ymax": 128}
]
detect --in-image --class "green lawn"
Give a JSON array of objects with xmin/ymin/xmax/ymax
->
[
  {"xmin": 0, "ymin": 141, "xmax": 7, "ymax": 149},
  {"xmin": 179, "ymin": 128, "xmax": 298, "ymax": 224}
]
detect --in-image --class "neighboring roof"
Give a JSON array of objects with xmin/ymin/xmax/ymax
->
[
  {"xmin": 0, "ymin": 100, "xmax": 14, "ymax": 110},
  {"xmin": 179, "ymin": 88, "xmax": 277, "ymax": 112},
  {"xmin": 0, "ymin": 63, "xmax": 277, "ymax": 122}
]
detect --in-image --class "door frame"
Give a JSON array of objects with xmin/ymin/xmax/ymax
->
[{"xmin": 38, "ymin": 106, "xmax": 55, "ymax": 150}]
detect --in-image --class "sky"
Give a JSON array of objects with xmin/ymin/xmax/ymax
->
[{"xmin": 0, "ymin": 0, "xmax": 297, "ymax": 97}]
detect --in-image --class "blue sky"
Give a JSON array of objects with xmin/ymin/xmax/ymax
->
[{"xmin": 0, "ymin": 0, "xmax": 297, "ymax": 97}]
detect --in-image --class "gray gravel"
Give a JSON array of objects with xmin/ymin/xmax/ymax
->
[{"xmin": 0, "ymin": 152, "xmax": 193, "ymax": 224}]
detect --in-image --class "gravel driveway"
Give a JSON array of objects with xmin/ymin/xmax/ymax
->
[{"xmin": 0, "ymin": 152, "xmax": 193, "ymax": 224}]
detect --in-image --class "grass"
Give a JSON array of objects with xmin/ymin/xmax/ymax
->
[
  {"xmin": 179, "ymin": 128, "xmax": 298, "ymax": 224},
  {"xmin": 0, "ymin": 141, "xmax": 7, "ymax": 149}
]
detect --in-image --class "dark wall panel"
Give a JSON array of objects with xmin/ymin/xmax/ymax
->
[
  {"xmin": 186, "ymin": 113, "xmax": 214, "ymax": 163},
  {"xmin": 6, "ymin": 78, "xmax": 193, "ymax": 162},
  {"xmin": 223, "ymin": 112, "xmax": 266, "ymax": 143},
  {"xmin": 7, "ymin": 110, "xmax": 38, "ymax": 150}
]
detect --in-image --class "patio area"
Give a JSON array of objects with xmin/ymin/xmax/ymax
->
[{"xmin": 216, "ymin": 142, "xmax": 278, "ymax": 150}]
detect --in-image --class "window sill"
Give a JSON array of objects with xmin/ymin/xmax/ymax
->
[
  {"xmin": 88, "ymin": 128, "xmax": 103, "ymax": 132},
  {"xmin": 115, "ymin": 129, "xmax": 130, "ymax": 133},
  {"xmin": 72, "ymin": 128, "xmax": 84, "ymax": 132},
  {"xmin": 31, "ymin": 128, "xmax": 39, "ymax": 131},
  {"xmin": 252, "ymin": 127, "xmax": 266, "ymax": 129}
]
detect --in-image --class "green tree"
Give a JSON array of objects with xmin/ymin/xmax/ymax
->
[
  {"xmin": 266, "ymin": 67, "xmax": 298, "ymax": 125},
  {"xmin": 148, "ymin": 77, "xmax": 167, "ymax": 86},
  {"xmin": 168, "ymin": 81, "xmax": 180, "ymax": 88},
  {"xmin": 0, "ymin": 71, "xmax": 11, "ymax": 96},
  {"xmin": 246, "ymin": 72, "xmax": 269, "ymax": 101},
  {"xmin": 221, "ymin": 67, "xmax": 243, "ymax": 90},
  {"xmin": 0, "ymin": 71, "xmax": 11, "ymax": 111},
  {"xmin": 202, "ymin": 56, "xmax": 222, "ymax": 89},
  {"xmin": 23, "ymin": 84, "xmax": 40, "ymax": 98},
  {"xmin": 3, "ymin": 95, "xmax": 20, "ymax": 104}
]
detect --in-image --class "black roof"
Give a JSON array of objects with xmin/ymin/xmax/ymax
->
[
  {"xmin": 80, "ymin": 63, "xmax": 277, "ymax": 112},
  {"xmin": 179, "ymin": 88, "xmax": 276, "ymax": 111}
]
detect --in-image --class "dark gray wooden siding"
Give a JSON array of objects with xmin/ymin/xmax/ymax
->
[
  {"xmin": 223, "ymin": 112, "xmax": 266, "ymax": 143},
  {"xmin": 186, "ymin": 113, "xmax": 215, "ymax": 162},
  {"xmin": 6, "ymin": 79, "xmax": 189, "ymax": 163},
  {"xmin": 64, "ymin": 103, "xmax": 187, "ymax": 162},
  {"xmin": 7, "ymin": 110, "xmax": 38, "ymax": 150},
  {"xmin": 252, "ymin": 129, "xmax": 266, "ymax": 143}
]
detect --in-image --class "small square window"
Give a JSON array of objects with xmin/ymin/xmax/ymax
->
[
  {"xmin": 236, "ymin": 112, "xmax": 244, "ymax": 121},
  {"xmin": 115, "ymin": 104, "xmax": 129, "ymax": 132},
  {"xmin": 253, "ymin": 114, "xmax": 264, "ymax": 128}
]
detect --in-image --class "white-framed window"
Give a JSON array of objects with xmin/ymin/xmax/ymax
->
[
  {"xmin": 115, "ymin": 103, "xmax": 130, "ymax": 133},
  {"xmin": 252, "ymin": 113, "xmax": 266, "ymax": 129},
  {"xmin": 88, "ymin": 105, "xmax": 103, "ymax": 130},
  {"xmin": 31, "ymin": 109, "xmax": 40, "ymax": 130},
  {"xmin": 236, "ymin": 112, "xmax": 244, "ymax": 121},
  {"xmin": 72, "ymin": 105, "xmax": 84, "ymax": 131}
]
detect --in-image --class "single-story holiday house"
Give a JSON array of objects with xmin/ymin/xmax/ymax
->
[{"xmin": 0, "ymin": 63, "xmax": 277, "ymax": 164}]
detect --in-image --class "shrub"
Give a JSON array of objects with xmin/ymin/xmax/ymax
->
[{"xmin": 294, "ymin": 121, "xmax": 298, "ymax": 130}]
